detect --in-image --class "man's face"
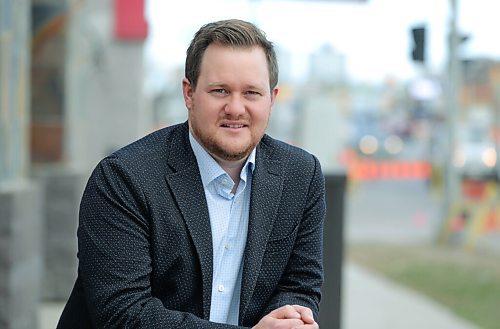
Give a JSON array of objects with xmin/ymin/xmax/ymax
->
[{"xmin": 183, "ymin": 44, "xmax": 278, "ymax": 162}]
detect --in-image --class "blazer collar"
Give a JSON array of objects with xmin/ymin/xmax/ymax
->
[{"xmin": 164, "ymin": 122, "xmax": 213, "ymax": 320}]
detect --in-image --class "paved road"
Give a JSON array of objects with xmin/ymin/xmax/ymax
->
[{"xmin": 345, "ymin": 180, "xmax": 441, "ymax": 244}]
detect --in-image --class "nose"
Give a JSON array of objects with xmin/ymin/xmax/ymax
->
[{"xmin": 224, "ymin": 95, "xmax": 245, "ymax": 117}]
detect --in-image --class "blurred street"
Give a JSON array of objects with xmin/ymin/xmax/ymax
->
[
  {"xmin": 346, "ymin": 180, "xmax": 440, "ymax": 244},
  {"xmin": 341, "ymin": 179, "xmax": 483, "ymax": 329}
]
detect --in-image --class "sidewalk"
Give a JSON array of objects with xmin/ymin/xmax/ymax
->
[
  {"xmin": 38, "ymin": 302, "xmax": 64, "ymax": 329},
  {"xmin": 342, "ymin": 261, "xmax": 482, "ymax": 329},
  {"xmin": 38, "ymin": 262, "xmax": 482, "ymax": 329}
]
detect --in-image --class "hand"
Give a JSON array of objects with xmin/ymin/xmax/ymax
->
[
  {"xmin": 252, "ymin": 305, "xmax": 319, "ymax": 329},
  {"xmin": 289, "ymin": 305, "xmax": 318, "ymax": 329},
  {"xmin": 252, "ymin": 305, "xmax": 304, "ymax": 329}
]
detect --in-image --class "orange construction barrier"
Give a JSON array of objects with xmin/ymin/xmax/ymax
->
[
  {"xmin": 349, "ymin": 160, "xmax": 432, "ymax": 181},
  {"xmin": 483, "ymin": 206, "xmax": 499, "ymax": 233}
]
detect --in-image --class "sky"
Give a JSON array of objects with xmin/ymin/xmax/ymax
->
[{"xmin": 144, "ymin": 0, "xmax": 500, "ymax": 87}]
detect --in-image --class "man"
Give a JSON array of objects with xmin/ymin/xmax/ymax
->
[{"xmin": 58, "ymin": 19, "xmax": 325, "ymax": 328}]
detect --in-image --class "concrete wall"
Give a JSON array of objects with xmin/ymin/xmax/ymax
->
[
  {"xmin": 34, "ymin": 0, "xmax": 149, "ymax": 301},
  {"xmin": 1, "ymin": 2, "xmax": 149, "ymax": 326},
  {"xmin": 0, "ymin": 1, "xmax": 44, "ymax": 328},
  {"xmin": 66, "ymin": 0, "xmax": 148, "ymax": 170},
  {"xmin": 32, "ymin": 167, "xmax": 86, "ymax": 301},
  {"xmin": 0, "ymin": 0, "xmax": 31, "ymax": 184},
  {"xmin": 0, "ymin": 184, "xmax": 43, "ymax": 329}
]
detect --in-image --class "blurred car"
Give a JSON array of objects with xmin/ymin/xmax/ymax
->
[
  {"xmin": 453, "ymin": 128, "xmax": 497, "ymax": 180},
  {"xmin": 347, "ymin": 111, "xmax": 407, "ymax": 160}
]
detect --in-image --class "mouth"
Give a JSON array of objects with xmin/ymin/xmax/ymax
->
[{"xmin": 221, "ymin": 123, "xmax": 246, "ymax": 129}]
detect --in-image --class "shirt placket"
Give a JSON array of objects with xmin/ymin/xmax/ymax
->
[{"xmin": 211, "ymin": 175, "xmax": 235, "ymax": 318}]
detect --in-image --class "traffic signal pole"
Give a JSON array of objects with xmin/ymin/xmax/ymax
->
[{"xmin": 443, "ymin": 0, "xmax": 461, "ymax": 231}]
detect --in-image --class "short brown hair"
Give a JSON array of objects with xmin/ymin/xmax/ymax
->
[{"xmin": 185, "ymin": 19, "xmax": 279, "ymax": 91}]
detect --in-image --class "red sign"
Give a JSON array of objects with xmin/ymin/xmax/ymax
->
[{"xmin": 114, "ymin": 0, "xmax": 148, "ymax": 41}]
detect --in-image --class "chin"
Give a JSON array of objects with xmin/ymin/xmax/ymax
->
[
  {"xmin": 218, "ymin": 148, "xmax": 251, "ymax": 161},
  {"xmin": 215, "ymin": 143, "xmax": 254, "ymax": 161}
]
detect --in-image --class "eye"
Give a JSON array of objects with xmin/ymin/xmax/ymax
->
[
  {"xmin": 244, "ymin": 90, "xmax": 261, "ymax": 96},
  {"xmin": 211, "ymin": 88, "xmax": 228, "ymax": 95}
]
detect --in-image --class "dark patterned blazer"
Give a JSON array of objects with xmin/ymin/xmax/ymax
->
[{"xmin": 57, "ymin": 121, "xmax": 325, "ymax": 328}]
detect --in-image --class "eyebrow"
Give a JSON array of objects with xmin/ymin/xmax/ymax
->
[
  {"xmin": 207, "ymin": 82, "xmax": 226, "ymax": 88},
  {"xmin": 207, "ymin": 82, "xmax": 266, "ymax": 91}
]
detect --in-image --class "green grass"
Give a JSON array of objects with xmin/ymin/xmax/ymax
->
[{"xmin": 347, "ymin": 244, "xmax": 500, "ymax": 329}]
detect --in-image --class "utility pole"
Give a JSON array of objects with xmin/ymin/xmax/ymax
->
[
  {"xmin": 496, "ymin": 82, "xmax": 500, "ymax": 181},
  {"xmin": 443, "ymin": 0, "xmax": 461, "ymax": 229}
]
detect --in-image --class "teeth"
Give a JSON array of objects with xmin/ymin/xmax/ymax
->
[{"xmin": 224, "ymin": 124, "xmax": 243, "ymax": 128}]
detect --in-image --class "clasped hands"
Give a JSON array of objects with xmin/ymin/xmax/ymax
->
[{"xmin": 252, "ymin": 304, "xmax": 319, "ymax": 329}]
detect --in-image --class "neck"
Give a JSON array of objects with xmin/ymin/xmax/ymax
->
[{"xmin": 214, "ymin": 156, "xmax": 246, "ymax": 189}]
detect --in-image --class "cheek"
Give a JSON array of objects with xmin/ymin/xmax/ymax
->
[
  {"xmin": 191, "ymin": 105, "xmax": 218, "ymax": 128},
  {"xmin": 252, "ymin": 107, "xmax": 271, "ymax": 126}
]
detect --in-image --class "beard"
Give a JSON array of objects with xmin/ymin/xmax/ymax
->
[
  {"xmin": 199, "ymin": 134, "xmax": 254, "ymax": 161},
  {"xmin": 190, "ymin": 118, "xmax": 259, "ymax": 162}
]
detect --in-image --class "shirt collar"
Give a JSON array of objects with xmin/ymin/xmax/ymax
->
[{"xmin": 189, "ymin": 130, "xmax": 256, "ymax": 188}]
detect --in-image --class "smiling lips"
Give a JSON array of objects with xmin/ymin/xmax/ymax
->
[{"xmin": 222, "ymin": 123, "xmax": 246, "ymax": 129}]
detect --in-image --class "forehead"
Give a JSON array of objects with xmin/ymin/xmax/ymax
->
[{"xmin": 198, "ymin": 44, "xmax": 270, "ymax": 88}]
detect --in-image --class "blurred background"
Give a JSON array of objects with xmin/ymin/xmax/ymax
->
[{"xmin": 1, "ymin": 0, "xmax": 499, "ymax": 328}]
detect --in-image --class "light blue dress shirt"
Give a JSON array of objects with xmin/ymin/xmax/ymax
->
[{"xmin": 189, "ymin": 132, "xmax": 255, "ymax": 325}]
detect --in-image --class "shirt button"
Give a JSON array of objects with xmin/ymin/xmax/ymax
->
[
  {"xmin": 218, "ymin": 284, "xmax": 225, "ymax": 292},
  {"xmin": 225, "ymin": 244, "xmax": 230, "ymax": 250}
]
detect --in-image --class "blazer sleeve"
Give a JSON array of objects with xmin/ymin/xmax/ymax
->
[
  {"xmin": 262, "ymin": 154, "xmax": 326, "ymax": 320},
  {"xmin": 76, "ymin": 156, "xmax": 248, "ymax": 329}
]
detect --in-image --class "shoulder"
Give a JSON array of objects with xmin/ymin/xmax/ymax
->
[
  {"xmin": 94, "ymin": 122, "xmax": 190, "ymax": 178},
  {"xmin": 259, "ymin": 134, "xmax": 320, "ymax": 170},
  {"xmin": 113, "ymin": 122, "xmax": 187, "ymax": 160}
]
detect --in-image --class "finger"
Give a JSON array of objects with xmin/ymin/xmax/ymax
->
[
  {"xmin": 268, "ymin": 305, "xmax": 302, "ymax": 320},
  {"xmin": 293, "ymin": 323, "xmax": 319, "ymax": 329},
  {"xmin": 291, "ymin": 305, "xmax": 315, "ymax": 324},
  {"xmin": 277, "ymin": 318, "xmax": 306, "ymax": 328}
]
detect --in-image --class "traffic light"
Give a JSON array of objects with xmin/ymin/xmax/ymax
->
[{"xmin": 411, "ymin": 26, "xmax": 426, "ymax": 63}]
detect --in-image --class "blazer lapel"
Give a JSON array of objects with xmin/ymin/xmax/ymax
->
[
  {"xmin": 239, "ymin": 138, "xmax": 284, "ymax": 319},
  {"xmin": 164, "ymin": 124, "xmax": 213, "ymax": 320}
]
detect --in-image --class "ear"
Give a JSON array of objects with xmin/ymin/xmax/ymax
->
[
  {"xmin": 182, "ymin": 78, "xmax": 194, "ymax": 109},
  {"xmin": 270, "ymin": 87, "xmax": 279, "ymax": 107}
]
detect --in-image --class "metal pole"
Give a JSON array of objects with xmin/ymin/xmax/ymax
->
[
  {"xmin": 319, "ymin": 173, "xmax": 346, "ymax": 329},
  {"xmin": 495, "ymin": 83, "xmax": 500, "ymax": 181},
  {"xmin": 443, "ymin": 0, "xmax": 461, "ymax": 228}
]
